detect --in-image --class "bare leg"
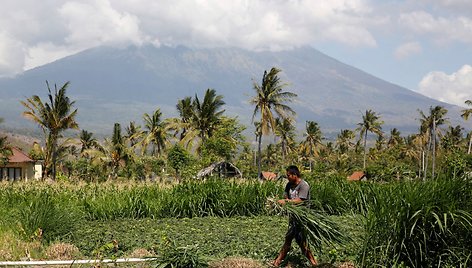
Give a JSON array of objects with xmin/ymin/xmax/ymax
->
[
  {"xmin": 273, "ymin": 236, "xmax": 293, "ymax": 267},
  {"xmin": 299, "ymin": 240, "xmax": 317, "ymax": 266}
]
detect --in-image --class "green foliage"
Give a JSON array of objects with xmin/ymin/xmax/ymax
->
[
  {"xmin": 153, "ymin": 243, "xmax": 208, "ymax": 268},
  {"xmin": 199, "ymin": 116, "xmax": 247, "ymax": 166},
  {"xmin": 282, "ymin": 205, "xmax": 350, "ymax": 249},
  {"xmin": 0, "ymin": 136, "xmax": 12, "ymax": 166},
  {"xmin": 441, "ymin": 150, "xmax": 470, "ymax": 178},
  {"xmin": 168, "ymin": 144, "xmax": 191, "ymax": 176},
  {"xmin": 67, "ymin": 215, "xmax": 360, "ymax": 263},
  {"xmin": 15, "ymin": 190, "xmax": 80, "ymax": 242},
  {"xmin": 360, "ymin": 177, "xmax": 472, "ymax": 267}
]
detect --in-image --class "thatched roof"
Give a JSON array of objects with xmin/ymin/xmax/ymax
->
[{"xmin": 197, "ymin": 161, "xmax": 243, "ymax": 179}]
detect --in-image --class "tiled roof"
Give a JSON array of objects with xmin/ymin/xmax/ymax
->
[
  {"xmin": 262, "ymin": 171, "xmax": 277, "ymax": 180},
  {"xmin": 348, "ymin": 171, "xmax": 366, "ymax": 181},
  {"xmin": 8, "ymin": 147, "xmax": 34, "ymax": 163}
]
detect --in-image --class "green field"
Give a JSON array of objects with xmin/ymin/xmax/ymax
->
[{"xmin": 0, "ymin": 177, "xmax": 471, "ymax": 267}]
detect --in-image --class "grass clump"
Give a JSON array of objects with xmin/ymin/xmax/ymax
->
[{"xmin": 360, "ymin": 177, "xmax": 472, "ymax": 267}]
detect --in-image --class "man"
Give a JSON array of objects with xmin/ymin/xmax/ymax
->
[{"xmin": 273, "ymin": 165, "xmax": 317, "ymax": 267}]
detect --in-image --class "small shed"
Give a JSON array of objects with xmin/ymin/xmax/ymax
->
[
  {"xmin": 347, "ymin": 171, "xmax": 367, "ymax": 182},
  {"xmin": 197, "ymin": 161, "xmax": 242, "ymax": 179},
  {"xmin": 1, "ymin": 147, "xmax": 42, "ymax": 181}
]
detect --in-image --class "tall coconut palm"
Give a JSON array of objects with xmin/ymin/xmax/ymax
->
[
  {"xmin": 461, "ymin": 100, "xmax": 472, "ymax": 154},
  {"xmin": 250, "ymin": 67, "xmax": 297, "ymax": 178},
  {"xmin": 142, "ymin": 109, "xmax": 168, "ymax": 157},
  {"xmin": 21, "ymin": 81, "xmax": 78, "ymax": 180},
  {"xmin": 300, "ymin": 121, "xmax": 323, "ymax": 171},
  {"xmin": 418, "ymin": 105, "xmax": 448, "ymax": 179},
  {"xmin": 357, "ymin": 109, "xmax": 383, "ymax": 169},
  {"xmin": 192, "ymin": 88, "xmax": 225, "ymax": 142}
]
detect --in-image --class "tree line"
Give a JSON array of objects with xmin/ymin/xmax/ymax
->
[{"xmin": 1, "ymin": 67, "xmax": 471, "ymax": 181}]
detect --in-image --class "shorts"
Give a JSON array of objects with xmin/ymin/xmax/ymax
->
[{"xmin": 285, "ymin": 220, "xmax": 306, "ymax": 245}]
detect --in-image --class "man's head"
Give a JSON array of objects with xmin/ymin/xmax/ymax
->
[{"xmin": 286, "ymin": 165, "xmax": 301, "ymax": 182}]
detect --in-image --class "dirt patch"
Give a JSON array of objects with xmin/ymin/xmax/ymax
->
[
  {"xmin": 209, "ymin": 257, "xmax": 265, "ymax": 268},
  {"xmin": 45, "ymin": 242, "xmax": 82, "ymax": 260}
]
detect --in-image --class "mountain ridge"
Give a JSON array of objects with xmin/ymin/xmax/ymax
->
[{"xmin": 0, "ymin": 45, "xmax": 467, "ymax": 137}]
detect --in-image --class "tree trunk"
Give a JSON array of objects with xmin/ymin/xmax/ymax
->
[
  {"xmin": 363, "ymin": 131, "xmax": 367, "ymax": 169},
  {"xmin": 468, "ymin": 132, "xmax": 472, "ymax": 154},
  {"xmin": 424, "ymin": 134, "xmax": 431, "ymax": 181},
  {"xmin": 432, "ymin": 118, "xmax": 436, "ymax": 179},
  {"xmin": 257, "ymin": 132, "xmax": 262, "ymax": 180},
  {"xmin": 51, "ymin": 133, "xmax": 58, "ymax": 181}
]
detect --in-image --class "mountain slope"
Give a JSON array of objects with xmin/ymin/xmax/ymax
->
[{"xmin": 0, "ymin": 45, "xmax": 465, "ymax": 135}]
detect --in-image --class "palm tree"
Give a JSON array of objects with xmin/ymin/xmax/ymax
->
[
  {"xmin": 192, "ymin": 88, "xmax": 225, "ymax": 142},
  {"xmin": 387, "ymin": 128, "xmax": 403, "ymax": 148},
  {"xmin": 176, "ymin": 97, "xmax": 194, "ymax": 140},
  {"xmin": 300, "ymin": 121, "xmax": 323, "ymax": 171},
  {"xmin": 357, "ymin": 109, "xmax": 383, "ymax": 169},
  {"xmin": 142, "ymin": 109, "xmax": 168, "ymax": 157},
  {"xmin": 461, "ymin": 100, "xmax": 472, "ymax": 154},
  {"xmin": 275, "ymin": 117, "xmax": 296, "ymax": 163},
  {"xmin": 79, "ymin": 130, "xmax": 102, "ymax": 157},
  {"xmin": 442, "ymin": 125, "xmax": 463, "ymax": 151},
  {"xmin": 250, "ymin": 67, "xmax": 297, "ymax": 178},
  {"xmin": 403, "ymin": 134, "xmax": 427, "ymax": 178},
  {"xmin": 336, "ymin": 129, "xmax": 355, "ymax": 154},
  {"xmin": 166, "ymin": 97, "xmax": 199, "ymax": 150},
  {"xmin": 125, "ymin": 121, "xmax": 143, "ymax": 148},
  {"xmin": 418, "ymin": 106, "xmax": 448, "ymax": 179},
  {"xmin": 21, "ymin": 81, "xmax": 78, "ymax": 180}
]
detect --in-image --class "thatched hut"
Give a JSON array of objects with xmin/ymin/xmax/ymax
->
[{"xmin": 197, "ymin": 161, "xmax": 243, "ymax": 179}]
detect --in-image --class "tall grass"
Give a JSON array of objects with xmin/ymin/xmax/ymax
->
[
  {"xmin": 359, "ymin": 176, "xmax": 472, "ymax": 267},
  {"xmin": 1, "ymin": 176, "xmax": 472, "ymax": 266},
  {"xmin": 0, "ymin": 179, "xmax": 281, "ymax": 223}
]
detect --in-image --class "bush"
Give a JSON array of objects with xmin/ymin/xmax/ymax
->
[{"xmin": 17, "ymin": 190, "xmax": 80, "ymax": 242}]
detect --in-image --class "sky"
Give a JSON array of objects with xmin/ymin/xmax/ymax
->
[{"xmin": 0, "ymin": 0, "xmax": 471, "ymax": 108}]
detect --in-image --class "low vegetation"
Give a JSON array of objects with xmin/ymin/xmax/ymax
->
[{"xmin": 0, "ymin": 176, "xmax": 471, "ymax": 267}]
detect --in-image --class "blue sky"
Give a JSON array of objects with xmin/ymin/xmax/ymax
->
[{"xmin": 0, "ymin": 0, "xmax": 471, "ymax": 107}]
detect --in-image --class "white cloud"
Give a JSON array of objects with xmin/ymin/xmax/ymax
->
[
  {"xmin": 0, "ymin": 31, "xmax": 25, "ymax": 77},
  {"xmin": 399, "ymin": 11, "xmax": 472, "ymax": 45},
  {"xmin": 59, "ymin": 0, "xmax": 144, "ymax": 47},
  {"xmin": 24, "ymin": 43, "xmax": 83, "ymax": 71},
  {"xmin": 395, "ymin": 41, "xmax": 422, "ymax": 60},
  {"xmin": 0, "ymin": 0, "xmax": 378, "ymax": 76},
  {"xmin": 418, "ymin": 65, "xmax": 472, "ymax": 107}
]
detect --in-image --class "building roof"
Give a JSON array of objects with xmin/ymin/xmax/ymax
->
[
  {"xmin": 8, "ymin": 147, "xmax": 34, "ymax": 163},
  {"xmin": 262, "ymin": 171, "xmax": 278, "ymax": 180},
  {"xmin": 197, "ymin": 161, "xmax": 242, "ymax": 179},
  {"xmin": 347, "ymin": 171, "xmax": 366, "ymax": 181}
]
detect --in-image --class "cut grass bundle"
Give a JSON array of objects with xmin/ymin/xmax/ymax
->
[
  {"xmin": 284, "ymin": 205, "xmax": 351, "ymax": 250},
  {"xmin": 267, "ymin": 199, "xmax": 350, "ymax": 251}
]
